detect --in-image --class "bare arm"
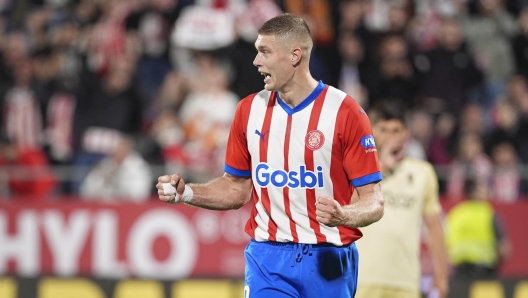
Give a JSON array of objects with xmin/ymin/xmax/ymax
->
[
  {"xmin": 157, "ymin": 173, "xmax": 253, "ymax": 210},
  {"xmin": 424, "ymin": 213, "xmax": 449, "ymax": 298},
  {"xmin": 315, "ymin": 182, "xmax": 384, "ymax": 228}
]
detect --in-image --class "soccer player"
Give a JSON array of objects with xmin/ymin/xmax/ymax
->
[
  {"xmin": 355, "ymin": 100, "xmax": 449, "ymax": 298},
  {"xmin": 157, "ymin": 13, "xmax": 384, "ymax": 298}
]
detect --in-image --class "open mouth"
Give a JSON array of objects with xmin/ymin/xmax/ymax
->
[{"xmin": 260, "ymin": 72, "xmax": 271, "ymax": 81}]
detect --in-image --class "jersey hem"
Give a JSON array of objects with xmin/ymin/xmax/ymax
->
[{"xmin": 357, "ymin": 280, "xmax": 419, "ymax": 292}]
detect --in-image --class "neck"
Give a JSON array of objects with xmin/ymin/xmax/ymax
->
[{"xmin": 278, "ymin": 70, "xmax": 319, "ymax": 108}]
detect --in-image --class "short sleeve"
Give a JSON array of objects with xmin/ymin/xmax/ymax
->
[
  {"xmin": 422, "ymin": 162, "xmax": 441, "ymax": 215},
  {"xmin": 341, "ymin": 99, "xmax": 382, "ymax": 187},
  {"xmin": 224, "ymin": 95, "xmax": 254, "ymax": 177}
]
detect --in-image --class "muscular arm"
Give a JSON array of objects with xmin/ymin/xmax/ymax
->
[
  {"xmin": 157, "ymin": 173, "xmax": 253, "ymax": 210},
  {"xmin": 316, "ymin": 182, "xmax": 384, "ymax": 228},
  {"xmin": 424, "ymin": 212, "xmax": 449, "ymax": 298}
]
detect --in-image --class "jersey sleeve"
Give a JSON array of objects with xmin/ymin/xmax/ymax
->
[
  {"xmin": 422, "ymin": 162, "xmax": 441, "ymax": 215},
  {"xmin": 224, "ymin": 95, "xmax": 253, "ymax": 177},
  {"xmin": 341, "ymin": 99, "xmax": 382, "ymax": 187}
]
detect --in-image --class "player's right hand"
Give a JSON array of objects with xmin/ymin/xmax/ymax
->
[{"xmin": 157, "ymin": 174, "xmax": 186, "ymax": 203}]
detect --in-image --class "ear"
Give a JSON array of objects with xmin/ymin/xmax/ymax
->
[{"xmin": 291, "ymin": 47, "xmax": 302, "ymax": 66}]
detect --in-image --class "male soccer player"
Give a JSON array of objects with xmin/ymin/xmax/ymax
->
[
  {"xmin": 157, "ymin": 13, "xmax": 384, "ymax": 298},
  {"xmin": 355, "ymin": 100, "xmax": 449, "ymax": 298}
]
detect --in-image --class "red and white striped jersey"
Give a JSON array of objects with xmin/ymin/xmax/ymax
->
[
  {"xmin": 4, "ymin": 87, "xmax": 43, "ymax": 150},
  {"xmin": 224, "ymin": 82, "xmax": 381, "ymax": 246}
]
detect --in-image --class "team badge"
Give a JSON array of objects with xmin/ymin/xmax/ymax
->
[{"xmin": 305, "ymin": 130, "xmax": 325, "ymax": 151}]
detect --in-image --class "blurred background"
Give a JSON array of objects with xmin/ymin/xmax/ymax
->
[{"xmin": 0, "ymin": 0, "xmax": 527, "ymax": 297}]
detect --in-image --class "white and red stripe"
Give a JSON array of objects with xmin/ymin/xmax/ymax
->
[
  {"xmin": 225, "ymin": 83, "xmax": 381, "ymax": 245},
  {"xmin": 4, "ymin": 87, "xmax": 43, "ymax": 150},
  {"xmin": 46, "ymin": 92, "xmax": 76, "ymax": 159}
]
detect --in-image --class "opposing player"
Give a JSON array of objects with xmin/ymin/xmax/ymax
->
[
  {"xmin": 157, "ymin": 13, "xmax": 384, "ymax": 298},
  {"xmin": 355, "ymin": 100, "xmax": 449, "ymax": 298}
]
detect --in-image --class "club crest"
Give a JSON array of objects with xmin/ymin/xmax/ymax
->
[{"xmin": 305, "ymin": 130, "xmax": 325, "ymax": 151}]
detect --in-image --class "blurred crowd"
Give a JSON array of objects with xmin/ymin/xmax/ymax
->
[{"xmin": 1, "ymin": 0, "xmax": 528, "ymax": 203}]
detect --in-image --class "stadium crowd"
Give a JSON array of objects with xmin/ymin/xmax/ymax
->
[{"xmin": 0, "ymin": 0, "xmax": 527, "ymax": 202}]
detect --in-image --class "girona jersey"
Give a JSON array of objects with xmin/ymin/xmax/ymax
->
[{"xmin": 224, "ymin": 81, "xmax": 381, "ymax": 246}]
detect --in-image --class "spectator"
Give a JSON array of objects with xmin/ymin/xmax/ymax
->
[
  {"xmin": 177, "ymin": 53, "xmax": 239, "ymax": 182},
  {"xmin": 408, "ymin": 109, "xmax": 434, "ymax": 156},
  {"xmin": 457, "ymin": 0, "xmax": 518, "ymax": 108},
  {"xmin": 415, "ymin": 18, "xmax": 483, "ymax": 116},
  {"xmin": 513, "ymin": 7, "xmax": 528, "ymax": 79},
  {"xmin": 71, "ymin": 56, "xmax": 144, "ymax": 193},
  {"xmin": 125, "ymin": 0, "xmax": 176, "ymax": 103},
  {"xmin": 484, "ymin": 99, "xmax": 528, "ymax": 163},
  {"xmin": 491, "ymin": 141, "xmax": 524, "ymax": 203},
  {"xmin": 150, "ymin": 107, "xmax": 185, "ymax": 175},
  {"xmin": 428, "ymin": 111, "xmax": 457, "ymax": 166},
  {"xmin": 337, "ymin": 30, "xmax": 370, "ymax": 107},
  {"xmin": 87, "ymin": 0, "xmax": 131, "ymax": 76},
  {"xmin": 507, "ymin": 75, "xmax": 528, "ymax": 118},
  {"xmin": 338, "ymin": 0, "xmax": 374, "ymax": 55},
  {"xmin": 363, "ymin": 0, "xmax": 410, "ymax": 33},
  {"xmin": 368, "ymin": 34, "xmax": 418, "ymax": 108},
  {"xmin": 0, "ymin": 134, "xmax": 57, "ymax": 200},
  {"xmin": 80, "ymin": 133, "xmax": 153, "ymax": 202},
  {"xmin": 3, "ymin": 57, "xmax": 45, "ymax": 151},
  {"xmin": 459, "ymin": 102, "xmax": 486, "ymax": 137},
  {"xmin": 446, "ymin": 132, "xmax": 493, "ymax": 199},
  {"xmin": 446, "ymin": 179, "xmax": 512, "ymax": 279},
  {"xmin": 73, "ymin": 56, "xmax": 143, "ymax": 149}
]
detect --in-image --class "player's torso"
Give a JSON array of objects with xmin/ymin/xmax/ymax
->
[
  {"xmin": 356, "ymin": 158, "xmax": 431, "ymax": 288},
  {"xmin": 382, "ymin": 158, "xmax": 429, "ymax": 214},
  {"xmin": 246, "ymin": 88, "xmax": 345, "ymax": 198},
  {"xmin": 359, "ymin": 158, "xmax": 432, "ymax": 243},
  {"xmin": 244, "ymin": 87, "xmax": 352, "ymax": 244}
]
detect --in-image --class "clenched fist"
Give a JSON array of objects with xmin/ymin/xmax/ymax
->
[
  {"xmin": 315, "ymin": 196, "xmax": 346, "ymax": 227},
  {"xmin": 157, "ymin": 174, "xmax": 186, "ymax": 203}
]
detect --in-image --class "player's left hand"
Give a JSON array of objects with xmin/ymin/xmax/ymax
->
[
  {"xmin": 315, "ymin": 196, "xmax": 346, "ymax": 227},
  {"xmin": 430, "ymin": 274, "xmax": 448, "ymax": 298},
  {"xmin": 427, "ymin": 276, "xmax": 449, "ymax": 298}
]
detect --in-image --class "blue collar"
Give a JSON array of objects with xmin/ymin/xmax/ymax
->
[{"xmin": 276, "ymin": 81, "xmax": 326, "ymax": 116}]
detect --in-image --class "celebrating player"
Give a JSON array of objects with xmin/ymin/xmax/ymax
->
[{"xmin": 157, "ymin": 13, "xmax": 384, "ymax": 298}]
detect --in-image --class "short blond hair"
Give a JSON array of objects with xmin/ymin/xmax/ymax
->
[{"xmin": 258, "ymin": 13, "xmax": 313, "ymax": 57}]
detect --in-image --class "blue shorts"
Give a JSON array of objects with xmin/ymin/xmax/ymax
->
[{"xmin": 244, "ymin": 239, "xmax": 359, "ymax": 298}]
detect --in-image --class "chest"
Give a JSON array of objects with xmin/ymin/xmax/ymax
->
[
  {"xmin": 382, "ymin": 168, "xmax": 427, "ymax": 210},
  {"xmin": 246, "ymin": 107, "xmax": 337, "ymax": 164}
]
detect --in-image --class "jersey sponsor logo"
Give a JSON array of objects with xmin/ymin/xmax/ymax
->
[
  {"xmin": 255, "ymin": 163, "xmax": 324, "ymax": 188},
  {"xmin": 255, "ymin": 129, "xmax": 269, "ymax": 142},
  {"xmin": 361, "ymin": 135, "xmax": 377, "ymax": 153},
  {"xmin": 383, "ymin": 190, "xmax": 416, "ymax": 208},
  {"xmin": 361, "ymin": 135, "xmax": 376, "ymax": 148},
  {"xmin": 305, "ymin": 130, "xmax": 325, "ymax": 151}
]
